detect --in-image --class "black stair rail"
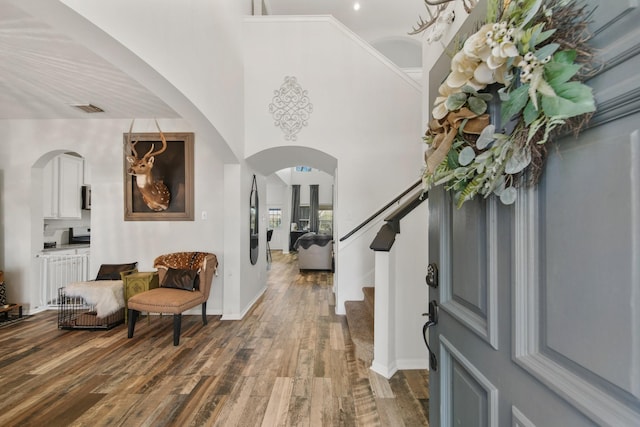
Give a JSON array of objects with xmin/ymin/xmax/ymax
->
[
  {"xmin": 369, "ymin": 187, "xmax": 428, "ymax": 252},
  {"xmin": 339, "ymin": 179, "xmax": 423, "ymax": 243}
]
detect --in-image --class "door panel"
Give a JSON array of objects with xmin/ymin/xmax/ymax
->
[
  {"xmin": 428, "ymin": 0, "xmax": 640, "ymax": 425},
  {"xmin": 440, "ymin": 336, "xmax": 498, "ymax": 427},
  {"xmin": 540, "ymin": 130, "xmax": 639, "ymax": 398},
  {"xmin": 513, "ymin": 123, "xmax": 640, "ymax": 425},
  {"xmin": 452, "ymin": 361, "xmax": 488, "ymax": 427},
  {"xmin": 441, "ymin": 194, "xmax": 499, "ymax": 349},
  {"xmin": 451, "ymin": 198, "xmax": 487, "ymax": 315}
]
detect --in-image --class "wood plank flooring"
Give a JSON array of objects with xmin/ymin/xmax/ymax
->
[{"xmin": 0, "ymin": 251, "xmax": 429, "ymax": 426}]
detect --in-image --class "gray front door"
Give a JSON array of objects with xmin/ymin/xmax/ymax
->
[{"xmin": 428, "ymin": 1, "xmax": 640, "ymax": 425}]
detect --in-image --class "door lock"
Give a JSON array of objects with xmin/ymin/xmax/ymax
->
[
  {"xmin": 426, "ymin": 263, "xmax": 439, "ymax": 288},
  {"xmin": 422, "ymin": 299, "xmax": 439, "ymax": 371}
]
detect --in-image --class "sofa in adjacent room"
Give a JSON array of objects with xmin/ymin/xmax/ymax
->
[{"xmin": 293, "ymin": 233, "xmax": 333, "ymax": 271}]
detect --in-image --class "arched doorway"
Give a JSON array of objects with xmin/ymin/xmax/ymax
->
[
  {"xmin": 246, "ymin": 145, "xmax": 339, "ymax": 285},
  {"xmin": 30, "ymin": 150, "xmax": 90, "ymax": 311}
]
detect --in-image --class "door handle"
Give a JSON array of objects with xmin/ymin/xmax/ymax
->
[{"xmin": 422, "ymin": 300, "xmax": 438, "ymax": 371}]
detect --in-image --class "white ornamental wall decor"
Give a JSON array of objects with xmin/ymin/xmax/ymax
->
[{"xmin": 269, "ymin": 76, "xmax": 313, "ymax": 141}]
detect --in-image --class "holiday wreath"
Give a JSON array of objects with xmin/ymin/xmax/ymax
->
[{"xmin": 422, "ymin": 0, "xmax": 596, "ymax": 208}]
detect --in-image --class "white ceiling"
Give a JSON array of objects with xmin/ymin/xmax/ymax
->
[
  {"xmin": 0, "ymin": 0, "xmax": 425, "ymax": 120},
  {"xmin": 0, "ymin": 2, "xmax": 179, "ymax": 120}
]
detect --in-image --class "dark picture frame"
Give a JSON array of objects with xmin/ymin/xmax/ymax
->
[{"xmin": 123, "ymin": 131, "xmax": 194, "ymax": 221}]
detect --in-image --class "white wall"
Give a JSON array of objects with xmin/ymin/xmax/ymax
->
[
  {"xmin": 243, "ymin": 16, "xmax": 424, "ymax": 313},
  {"xmin": 0, "ymin": 118, "xmax": 226, "ymax": 314},
  {"xmin": 223, "ymin": 165, "xmax": 268, "ymax": 320},
  {"xmin": 394, "ymin": 201, "xmax": 429, "ymax": 368},
  {"xmin": 62, "ymin": 0, "xmax": 249, "ymax": 161}
]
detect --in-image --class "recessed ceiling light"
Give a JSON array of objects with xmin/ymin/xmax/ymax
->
[
  {"xmin": 353, "ymin": 2, "xmax": 361, "ymax": 11},
  {"xmin": 72, "ymin": 104, "xmax": 104, "ymax": 113}
]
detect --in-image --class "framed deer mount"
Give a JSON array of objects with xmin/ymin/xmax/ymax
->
[{"xmin": 123, "ymin": 126, "xmax": 194, "ymax": 221}]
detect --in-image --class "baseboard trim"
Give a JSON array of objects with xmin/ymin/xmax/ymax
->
[
  {"xmin": 221, "ymin": 286, "xmax": 267, "ymax": 320},
  {"xmin": 27, "ymin": 307, "xmax": 49, "ymax": 316},
  {"xmin": 370, "ymin": 359, "xmax": 398, "ymax": 379},
  {"xmin": 397, "ymin": 358, "xmax": 429, "ymax": 371}
]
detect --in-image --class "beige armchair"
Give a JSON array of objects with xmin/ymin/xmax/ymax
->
[{"xmin": 127, "ymin": 252, "xmax": 218, "ymax": 345}]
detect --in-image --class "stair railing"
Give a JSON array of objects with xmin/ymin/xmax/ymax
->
[
  {"xmin": 339, "ymin": 179, "xmax": 423, "ymax": 242},
  {"xmin": 369, "ymin": 187, "xmax": 428, "ymax": 251}
]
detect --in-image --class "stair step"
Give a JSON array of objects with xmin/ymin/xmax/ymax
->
[
  {"xmin": 345, "ymin": 300, "xmax": 374, "ymax": 364},
  {"xmin": 363, "ymin": 287, "xmax": 374, "ymax": 316}
]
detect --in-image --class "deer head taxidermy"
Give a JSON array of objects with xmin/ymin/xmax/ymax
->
[
  {"xmin": 126, "ymin": 119, "xmax": 171, "ymax": 211},
  {"xmin": 408, "ymin": 0, "xmax": 477, "ymax": 39}
]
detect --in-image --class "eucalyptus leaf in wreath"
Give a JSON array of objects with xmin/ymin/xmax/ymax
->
[
  {"xmin": 505, "ymin": 147, "xmax": 532, "ymax": 174},
  {"xmin": 446, "ymin": 92, "xmax": 468, "ymax": 111},
  {"xmin": 458, "ymin": 146, "xmax": 476, "ymax": 166},
  {"xmin": 468, "ymin": 96, "xmax": 488, "ymax": 115},
  {"xmin": 476, "ymin": 125, "xmax": 496, "ymax": 150},
  {"xmin": 499, "ymin": 187, "xmax": 517, "ymax": 205}
]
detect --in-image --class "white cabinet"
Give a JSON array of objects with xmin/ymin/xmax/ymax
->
[
  {"xmin": 43, "ymin": 154, "xmax": 83, "ymax": 219},
  {"xmin": 42, "ymin": 159, "xmax": 58, "ymax": 218}
]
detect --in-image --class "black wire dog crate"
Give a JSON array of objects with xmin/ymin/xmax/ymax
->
[{"xmin": 57, "ymin": 287, "xmax": 124, "ymax": 330}]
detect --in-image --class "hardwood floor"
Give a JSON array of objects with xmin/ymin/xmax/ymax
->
[{"xmin": 0, "ymin": 251, "xmax": 429, "ymax": 426}]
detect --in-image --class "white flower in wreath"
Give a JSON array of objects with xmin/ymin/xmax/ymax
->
[
  {"xmin": 463, "ymin": 23, "xmax": 494, "ymax": 60},
  {"xmin": 446, "ymin": 50, "xmax": 484, "ymax": 90}
]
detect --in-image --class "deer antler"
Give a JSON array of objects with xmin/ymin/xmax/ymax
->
[
  {"xmin": 462, "ymin": 0, "xmax": 478, "ymax": 14},
  {"xmin": 144, "ymin": 119, "xmax": 168, "ymax": 158},
  {"xmin": 408, "ymin": 1, "xmax": 451, "ymax": 35},
  {"xmin": 127, "ymin": 119, "xmax": 139, "ymax": 157},
  {"xmin": 408, "ymin": 0, "xmax": 477, "ymax": 36},
  {"xmin": 424, "ymin": 0, "xmax": 456, "ymax": 4}
]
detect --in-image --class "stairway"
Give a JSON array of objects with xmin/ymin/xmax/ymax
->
[{"xmin": 344, "ymin": 286, "xmax": 374, "ymax": 364}]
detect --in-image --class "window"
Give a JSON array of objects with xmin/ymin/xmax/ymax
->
[
  {"xmin": 297, "ymin": 205, "xmax": 332, "ymax": 233},
  {"xmin": 295, "ymin": 166, "xmax": 312, "ymax": 172},
  {"xmin": 298, "ymin": 206, "xmax": 310, "ymax": 230},
  {"xmin": 268, "ymin": 207, "xmax": 282, "ymax": 229},
  {"xmin": 318, "ymin": 207, "xmax": 333, "ymax": 235}
]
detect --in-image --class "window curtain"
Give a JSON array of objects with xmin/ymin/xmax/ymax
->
[
  {"xmin": 310, "ymin": 185, "xmax": 319, "ymax": 232},
  {"xmin": 291, "ymin": 185, "xmax": 301, "ymax": 229}
]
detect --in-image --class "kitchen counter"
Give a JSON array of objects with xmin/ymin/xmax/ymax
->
[{"xmin": 42, "ymin": 244, "xmax": 90, "ymax": 252}]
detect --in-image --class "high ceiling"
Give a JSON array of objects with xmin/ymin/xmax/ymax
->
[
  {"xmin": 0, "ymin": 0, "xmax": 425, "ymax": 120},
  {"xmin": 0, "ymin": 2, "xmax": 179, "ymax": 120}
]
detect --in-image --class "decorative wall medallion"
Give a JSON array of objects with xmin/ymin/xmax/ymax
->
[{"xmin": 269, "ymin": 76, "xmax": 313, "ymax": 141}]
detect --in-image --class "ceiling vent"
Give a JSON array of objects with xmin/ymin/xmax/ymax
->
[{"xmin": 72, "ymin": 104, "xmax": 104, "ymax": 113}]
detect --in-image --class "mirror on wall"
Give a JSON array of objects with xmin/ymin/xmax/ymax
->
[{"xmin": 250, "ymin": 174, "xmax": 259, "ymax": 265}]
